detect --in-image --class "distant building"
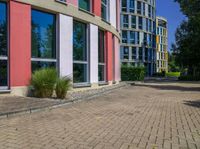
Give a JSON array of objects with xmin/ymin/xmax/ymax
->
[
  {"xmin": 120, "ymin": 0, "xmax": 157, "ymax": 76},
  {"xmin": 156, "ymin": 17, "xmax": 168, "ymax": 73}
]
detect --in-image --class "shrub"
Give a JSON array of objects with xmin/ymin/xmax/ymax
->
[
  {"xmin": 166, "ymin": 72, "xmax": 180, "ymax": 77},
  {"xmin": 121, "ymin": 65, "xmax": 145, "ymax": 81},
  {"xmin": 178, "ymin": 75, "xmax": 200, "ymax": 81},
  {"xmin": 56, "ymin": 77, "xmax": 71, "ymax": 99},
  {"xmin": 31, "ymin": 68, "xmax": 57, "ymax": 98},
  {"xmin": 153, "ymin": 71, "xmax": 166, "ymax": 77}
]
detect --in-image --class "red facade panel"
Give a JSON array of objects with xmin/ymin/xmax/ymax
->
[
  {"xmin": 67, "ymin": 0, "xmax": 78, "ymax": 7},
  {"xmin": 92, "ymin": 0, "xmax": 101, "ymax": 17},
  {"xmin": 9, "ymin": 1, "xmax": 31, "ymax": 87},
  {"xmin": 106, "ymin": 31, "xmax": 113, "ymax": 81}
]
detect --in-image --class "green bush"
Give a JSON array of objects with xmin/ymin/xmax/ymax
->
[
  {"xmin": 121, "ymin": 65, "xmax": 145, "ymax": 81},
  {"xmin": 178, "ymin": 75, "xmax": 200, "ymax": 81},
  {"xmin": 153, "ymin": 71, "xmax": 166, "ymax": 77},
  {"xmin": 56, "ymin": 77, "xmax": 71, "ymax": 99},
  {"xmin": 31, "ymin": 68, "xmax": 57, "ymax": 98},
  {"xmin": 166, "ymin": 72, "xmax": 180, "ymax": 77}
]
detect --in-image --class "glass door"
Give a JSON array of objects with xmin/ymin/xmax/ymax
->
[{"xmin": 0, "ymin": 2, "xmax": 8, "ymax": 90}]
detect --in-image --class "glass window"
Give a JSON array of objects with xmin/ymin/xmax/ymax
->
[
  {"xmin": 31, "ymin": 9, "xmax": 56, "ymax": 71},
  {"xmin": 122, "ymin": 31, "xmax": 128, "ymax": 43},
  {"xmin": 98, "ymin": 30, "xmax": 106, "ymax": 82},
  {"xmin": 137, "ymin": 1, "xmax": 141, "ymax": 14},
  {"xmin": 139, "ymin": 47, "xmax": 143, "ymax": 60},
  {"xmin": 129, "ymin": 0, "xmax": 135, "ymax": 13},
  {"xmin": 0, "ymin": 2, "xmax": 8, "ymax": 87},
  {"xmin": 132, "ymin": 47, "xmax": 137, "ymax": 60},
  {"xmin": 101, "ymin": 0, "xmax": 109, "ymax": 21},
  {"xmin": 73, "ymin": 21, "xmax": 88, "ymax": 83},
  {"xmin": 123, "ymin": 15, "xmax": 129, "ymax": 28},
  {"xmin": 121, "ymin": 0, "xmax": 127, "ymax": 12},
  {"xmin": 79, "ymin": 0, "xmax": 90, "ymax": 11},
  {"xmin": 122, "ymin": 46, "xmax": 129, "ymax": 60},
  {"xmin": 139, "ymin": 17, "xmax": 143, "ymax": 30},
  {"xmin": 129, "ymin": 31, "xmax": 135, "ymax": 44},
  {"xmin": 131, "ymin": 15, "xmax": 136, "ymax": 28}
]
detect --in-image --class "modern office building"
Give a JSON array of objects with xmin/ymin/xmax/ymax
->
[
  {"xmin": 120, "ymin": 0, "xmax": 157, "ymax": 76},
  {"xmin": 0, "ymin": 0, "xmax": 121, "ymax": 95},
  {"xmin": 156, "ymin": 16, "xmax": 168, "ymax": 72}
]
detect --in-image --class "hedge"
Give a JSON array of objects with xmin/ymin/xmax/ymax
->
[
  {"xmin": 121, "ymin": 65, "xmax": 145, "ymax": 81},
  {"xmin": 178, "ymin": 75, "xmax": 200, "ymax": 81}
]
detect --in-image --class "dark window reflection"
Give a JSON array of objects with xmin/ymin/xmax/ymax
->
[
  {"xmin": 32, "ymin": 61, "xmax": 56, "ymax": 73},
  {"xmin": 73, "ymin": 64, "xmax": 87, "ymax": 83},
  {"xmin": 79, "ymin": 0, "xmax": 90, "ymax": 11},
  {"xmin": 73, "ymin": 21, "xmax": 88, "ymax": 83},
  {"xmin": 73, "ymin": 21, "xmax": 87, "ymax": 61},
  {"xmin": 0, "ymin": 2, "xmax": 7, "ymax": 56},
  {"xmin": 98, "ymin": 65, "xmax": 105, "ymax": 82},
  {"xmin": 0, "ymin": 60, "xmax": 7, "ymax": 86}
]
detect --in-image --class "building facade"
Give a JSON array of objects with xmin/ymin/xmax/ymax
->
[
  {"xmin": 120, "ymin": 0, "xmax": 157, "ymax": 76},
  {"xmin": 0, "ymin": 0, "xmax": 121, "ymax": 95},
  {"xmin": 156, "ymin": 16, "xmax": 168, "ymax": 73}
]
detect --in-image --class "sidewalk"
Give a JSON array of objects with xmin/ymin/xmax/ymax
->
[{"xmin": 0, "ymin": 83, "xmax": 126, "ymax": 118}]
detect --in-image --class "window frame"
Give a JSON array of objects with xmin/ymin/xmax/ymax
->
[
  {"xmin": 0, "ymin": 2, "xmax": 9, "ymax": 90},
  {"xmin": 31, "ymin": 9, "xmax": 57, "ymax": 72},
  {"xmin": 98, "ymin": 29, "xmax": 107, "ymax": 83},
  {"xmin": 73, "ymin": 20, "xmax": 90, "ymax": 84},
  {"xmin": 101, "ymin": 0, "xmax": 110, "ymax": 22}
]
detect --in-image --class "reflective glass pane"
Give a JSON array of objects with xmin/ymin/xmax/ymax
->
[
  {"xmin": 32, "ymin": 61, "xmax": 56, "ymax": 73},
  {"xmin": 98, "ymin": 65, "xmax": 105, "ymax": 82},
  {"xmin": 31, "ymin": 10, "xmax": 56, "ymax": 59},
  {"xmin": 73, "ymin": 21, "xmax": 87, "ymax": 61},
  {"xmin": 98, "ymin": 30, "xmax": 105, "ymax": 63},
  {"xmin": 79, "ymin": 0, "xmax": 90, "ymax": 11},
  {"xmin": 73, "ymin": 63, "xmax": 87, "ymax": 83},
  {"xmin": 0, "ymin": 60, "xmax": 7, "ymax": 86},
  {"xmin": 0, "ymin": 2, "xmax": 7, "ymax": 56}
]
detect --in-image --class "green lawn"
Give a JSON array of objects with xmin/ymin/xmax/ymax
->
[{"xmin": 166, "ymin": 72, "xmax": 181, "ymax": 77}]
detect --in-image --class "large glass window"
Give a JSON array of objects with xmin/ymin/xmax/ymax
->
[
  {"xmin": 121, "ymin": 46, "xmax": 129, "ymax": 60},
  {"xmin": 123, "ymin": 15, "xmax": 129, "ymax": 28},
  {"xmin": 122, "ymin": 31, "xmax": 128, "ymax": 43},
  {"xmin": 73, "ymin": 21, "xmax": 88, "ymax": 83},
  {"xmin": 139, "ymin": 17, "xmax": 143, "ymax": 30},
  {"xmin": 101, "ymin": 0, "xmax": 109, "ymax": 21},
  {"xmin": 137, "ymin": 1, "xmax": 141, "ymax": 14},
  {"xmin": 131, "ymin": 15, "xmax": 136, "ymax": 28},
  {"xmin": 79, "ymin": 0, "xmax": 90, "ymax": 11},
  {"xmin": 121, "ymin": 0, "xmax": 127, "ymax": 12},
  {"xmin": 0, "ymin": 2, "xmax": 8, "ymax": 88},
  {"xmin": 31, "ymin": 9, "xmax": 56, "ymax": 72},
  {"xmin": 129, "ymin": 0, "xmax": 135, "ymax": 13},
  {"xmin": 129, "ymin": 31, "xmax": 135, "ymax": 44},
  {"xmin": 98, "ymin": 30, "xmax": 106, "ymax": 82}
]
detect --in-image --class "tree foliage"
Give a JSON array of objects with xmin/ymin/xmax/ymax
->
[{"xmin": 172, "ymin": 0, "xmax": 200, "ymax": 76}]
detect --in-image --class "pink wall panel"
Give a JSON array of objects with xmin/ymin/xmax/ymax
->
[
  {"xmin": 67, "ymin": 0, "xmax": 78, "ymax": 7},
  {"xmin": 92, "ymin": 0, "xmax": 101, "ymax": 17},
  {"xmin": 9, "ymin": 1, "xmax": 31, "ymax": 87},
  {"xmin": 106, "ymin": 32, "xmax": 113, "ymax": 81},
  {"xmin": 116, "ymin": 0, "xmax": 120, "ymax": 31},
  {"xmin": 114, "ymin": 36, "xmax": 121, "ymax": 81}
]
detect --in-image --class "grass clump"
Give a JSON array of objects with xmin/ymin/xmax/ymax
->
[
  {"xmin": 31, "ymin": 68, "xmax": 57, "ymax": 98},
  {"xmin": 56, "ymin": 77, "xmax": 71, "ymax": 99}
]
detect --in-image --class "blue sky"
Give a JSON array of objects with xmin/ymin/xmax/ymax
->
[{"xmin": 156, "ymin": 0, "xmax": 186, "ymax": 50}]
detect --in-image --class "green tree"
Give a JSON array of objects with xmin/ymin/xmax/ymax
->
[{"xmin": 172, "ymin": 0, "xmax": 200, "ymax": 76}]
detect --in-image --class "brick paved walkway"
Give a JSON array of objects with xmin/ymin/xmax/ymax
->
[{"xmin": 0, "ymin": 84, "xmax": 200, "ymax": 149}]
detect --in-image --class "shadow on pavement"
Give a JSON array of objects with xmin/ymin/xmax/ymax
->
[
  {"xmin": 133, "ymin": 84, "xmax": 200, "ymax": 92},
  {"xmin": 183, "ymin": 100, "xmax": 200, "ymax": 108}
]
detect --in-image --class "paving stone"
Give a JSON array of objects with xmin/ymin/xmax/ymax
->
[{"xmin": 0, "ymin": 83, "xmax": 200, "ymax": 149}]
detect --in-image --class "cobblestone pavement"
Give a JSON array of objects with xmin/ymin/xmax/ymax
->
[{"xmin": 0, "ymin": 84, "xmax": 200, "ymax": 149}]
